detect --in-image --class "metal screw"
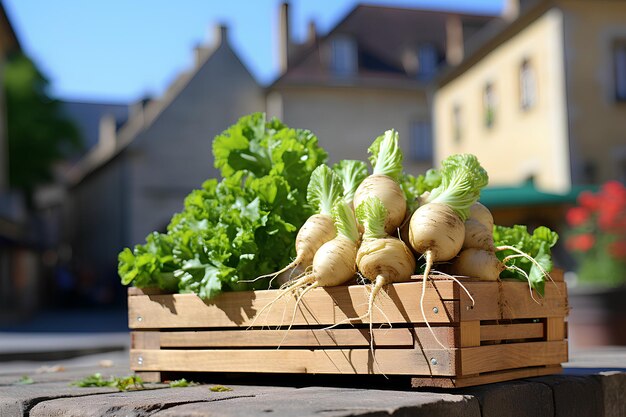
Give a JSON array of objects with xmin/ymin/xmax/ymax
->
[
  {"xmin": 137, "ymin": 356, "xmax": 143, "ymax": 365},
  {"xmin": 137, "ymin": 316, "xmax": 143, "ymax": 322},
  {"xmin": 430, "ymin": 358, "xmax": 438, "ymax": 366},
  {"xmin": 432, "ymin": 307, "xmax": 439, "ymax": 314}
]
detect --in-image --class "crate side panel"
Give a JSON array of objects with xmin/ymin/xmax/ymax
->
[
  {"xmin": 460, "ymin": 340, "xmax": 568, "ymax": 375},
  {"xmin": 460, "ymin": 281, "xmax": 568, "ymax": 321},
  {"xmin": 128, "ymin": 288, "xmax": 459, "ymax": 329},
  {"xmin": 158, "ymin": 328, "xmax": 414, "ymax": 348},
  {"xmin": 130, "ymin": 348, "xmax": 457, "ymax": 376}
]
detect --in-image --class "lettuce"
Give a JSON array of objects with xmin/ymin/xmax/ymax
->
[
  {"xmin": 118, "ymin": 113, "xmax": 327, "ymax": 299},
  {"xmin": 493, "ymin": 225, "xmax": 559, "ymax": 296}
]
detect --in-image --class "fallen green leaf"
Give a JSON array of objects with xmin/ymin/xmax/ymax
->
[
  {"xmin": 209, "ymin": 385, "xmax": 232, "ymax": 392},
  {"xmin": 14, "ymin": 375, "xmax": 34, "ymax": 385},
  {"xmin": 168, "ymin": 378, "xmax": 198, "ymax": 388},
  {"xmin": 71, "ymin": 373, "xmax": 144, "ymax": 391}
]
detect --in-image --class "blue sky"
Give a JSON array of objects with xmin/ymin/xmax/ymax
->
[{"xmin": 4, "ymin": 0, "xmax": 503, "ymax": 103}]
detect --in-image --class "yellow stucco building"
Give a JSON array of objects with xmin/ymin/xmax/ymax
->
[{"xmin": 435, "ymin": 0, "xmax": 626, "ymax": 194}]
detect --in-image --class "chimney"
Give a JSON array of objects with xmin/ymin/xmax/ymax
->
[
  {"xmin": 502, "ymin": 0, "xmax": 520, "ymax": 21},
  {"xmin": 445, "ymin": 15, "xmax": 464, "ymax": 66},
  {"xmin": 306, "ymin": 20, "xmax": 317, "ymax": 45},
  {"xmin": 130, "ymin": 97, "xmax": 151, "ymax": 128},
  {"xmin": 279, "ymin": 2, "xmax": 291, "ymax": 72},
  {"xmin": 98, "ymin": 114, "xmax": 117, "ymax": 153},
  {"xmin": 214, "ymin": 23, "xmax": 229, "ymax": 46}
]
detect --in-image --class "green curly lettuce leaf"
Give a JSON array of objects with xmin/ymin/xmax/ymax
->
[
  {"xmin": 118, "ymin": 113, "xmax": 327, "ymax": 300},
  {"xmin": 493, "ymin": 225, "xmax": 559, "ymax": 297}
]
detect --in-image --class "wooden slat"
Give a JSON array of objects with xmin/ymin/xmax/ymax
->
[
  {"xmin": 480, "ymin": 323, "xmax": 544, "ymax": 341},
  {"xmin": 128, "ymin": 281, "xmax": 459, "ymax": 329},
  {"xmin": 461, "ymin": 340, "xmax": 568, "ymax": 375},
  {"xmin": 156, "ymin": 328, "xmax": 414, "ymax": 348},
  {"xmin": 130, "ymin": 347, "xmax": 457, "ymax": 376},
  {"xmin": 546, "ymin": 317, "xmax": 566, "ymax": 341},
  {"xmin": 460, "ymin": 281, "xmax": 567, "ymax": 321},
  {"xmin": 131, "ymin": 331, "xmax": 160, "ymax": 349},
  {"xmin": 411, "ymin": 365, "xmax": 562, "ymax": 388},
  {"xmin": 460, "ymin": 321, "xmax": 481, "ymax": 347}
]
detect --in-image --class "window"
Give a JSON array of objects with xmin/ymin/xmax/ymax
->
[
  {"xmin": 416, "ymin": 44, "xmax": 438, "ymax": 79},
  {"xmin": 519, "ymin": 59, "xmax": 537, "ymax": 110},
  {"xmin": 483, "ymin": 82, "xmax": 496, "ymax": 128},
  {"xmin": 409, "ymin": 121, "xmax": 433, "ymax": 162},
  {"xmin": 330, "ymin": 35, "xmax": 357, "ymax": 76},
  {"xmin": 614, "ymin": 40, "xmax": 626, "ymax": 101},
  {"xmin": 452, "ymin": 104, "xmax": 462, "ymax": 144}
]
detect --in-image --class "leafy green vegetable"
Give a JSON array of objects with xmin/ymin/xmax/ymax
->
[
  {"xmin": 168, "ymin": 378, "xmax": 198, "ymax": 388},
  {"xmin": 368, "ymin": 129, "xmax": 403, "ymax": 181},
  {"xmin": 399, "ymin": 169, "xmax": 442, "ymax": 212},
  {"xmin": 307, "ymin": 165, "xmax": 343, "ymax": 216},
  {"xmin": 209, "ymin": 385, "xmax": 233, "ymax": 392},
  {"xmin": 118, "ymin": 113, "xmax": 328, "ymax": 299},
  {"xmin": 427, "ymin": 154, "xmax": 488, "ymax": 221},
  {"xmin": 333, "ymin": 201, "xmax": 359, "ymax": 243},
  {"xmin": 71, "ymin": 373, "xmax": 144, "ymax": 391},
  {"xmin": 493, "ymin": 225, "xmax": 559, "ymax": 296},
  {"xmin": 332, "ymin": 160, "xmax": 368, "ymax": 205},
  {"xmin": 356, "ymin": 197, "xmax": 388, "ymax": 240}
]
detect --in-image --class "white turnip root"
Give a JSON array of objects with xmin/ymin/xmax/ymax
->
[
  {"xmin": 354, "ymin": 175, "xmax": 406, "ymax": 235},
  {"xmin": 353, "ymin": 129, "xmax": 407, "ymax": 235},
  {"xmin": 463, "ymin": 218, "xmax": 495, "ymax": 252},
  {"xmin": 251, "ymin": 201, "xmax": 360, "ymax": 337},
  {"xmin": 252, "ymin": 164, "xmax": 342, "ymax": 286},
  {"xmin": 449, "ymin": 248, "xmax": 505, "ymax": 281},
  {"xmin": 407, "ymin": 154, "xmax": 488, "ymax": 348},
  {"xmin": 346, "ymin": 197, "xmax": 416, "ymax": 354},
  {"xmin": 468, "ymin": 202, "xmax": 493, "ymax": 231}
]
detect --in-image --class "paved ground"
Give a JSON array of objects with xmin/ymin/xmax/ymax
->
[
  {"xmin": 1, "ymin": 346, "xmax": 625, "ymax": 417},
  {"xmin": 2, "ymin": 310, "xmax": 625, "ymax": 416}
]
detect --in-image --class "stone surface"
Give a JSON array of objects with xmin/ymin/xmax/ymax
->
[
  {"xmin": 532, "ymin": 374, "xmax": 604, "ymax": 417},
  {"xmin": 29, "ymin": 385, "xmax": 295, "ymax": 417},
  {"xmin": 459, "ymin": 380, "xmax": 554, "ymax": 417},
  {"xmin": 151, "ymin": 387, "xmax": 480, "ymax": 417},
  {"xmin": 0, "ymin": 382, "xmax": 118, "ymax": 416},
  {"xmin": 594, "ymin": 371, "xmax": 626, "ymax": 417}
]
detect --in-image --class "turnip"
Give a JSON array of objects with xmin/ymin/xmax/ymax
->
[
  {"xmin": 408, "ymin": 154, "xmax": 488, "ymax": 347},
  {"xmin": 353, "ymin": 197, "xmax": 416, "ymax": 352},
  {"xmin": 469, "ymin": 202, "xmax": 493, "ymax": 230},
  {"xmin": 252, "ymin": 200, "xmax": 360, "ymax": 332},
  {"xmin": 449, "ymin": 248, "xmax": 505, "ymax": 281},
  {"xmin": 353, "ymin": 129, "xmax": 407, "ymax": 235},
  {"xmin": 252, "ymin": 164, "xmax": 343, "ymax": 286},
  {"xmin": 332, "ymin": 160, "xmax": 368, "ymax": 209},
  {"xmin": 463, "ymin": 218, "xmax": 495, "ymax": 252}
]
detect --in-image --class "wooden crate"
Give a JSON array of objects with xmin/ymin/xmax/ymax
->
[{"xmin": 128, "ymin": 270, "xmax": 568, "ymax": 388}]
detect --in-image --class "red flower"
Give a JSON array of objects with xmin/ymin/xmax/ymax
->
[
  {"xmin": 578, "ymin": 191, "xmax": 602, "ymax": 211},
  {"xmin": 601, "ymin": 181, "xmax": 626, "ymax": 201},
  {"xmin": 608, "ymin": 240, "xmax": 626, "ymax": 260},
  {"xmin": 566, "ymin": 234, "xmax": 595, "ymax": 252},
  {"xmin": 566, "ymin": 207, "xmax": 590, "ymax": 227}
]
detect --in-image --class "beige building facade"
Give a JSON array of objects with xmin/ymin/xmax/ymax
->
[{"xmin": 435, "ymin": 0, "xmax": 626, "ymax": 193}]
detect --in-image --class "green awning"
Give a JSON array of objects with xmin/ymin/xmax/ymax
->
[{"xmin": 479, "ymin": 181, "xmax": 598, "ymax": 208}]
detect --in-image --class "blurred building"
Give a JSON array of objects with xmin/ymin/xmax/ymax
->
[
  {"xmin": 435, "ymin": 0, "xmax": 626, "ymax": 194},
  {"xmin": 62, "ymin": 25, "xmax": 263, "ymax": 304},
  {"xmin": 56, "ymin": 3, "xmax": 497, "ymax": 305},
  {"xmin": 0, "ymin": 1, "xmax": 41, "ymax": 320},
  {"xmin": 268, "ymin": 4, "xmax": 493, "ymax": 174}
]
